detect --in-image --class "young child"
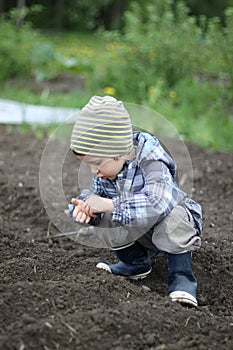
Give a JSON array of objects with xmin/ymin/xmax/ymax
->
[{"xmin": 69, "ymin": 95, "xmax": 202, "ymax": 307}]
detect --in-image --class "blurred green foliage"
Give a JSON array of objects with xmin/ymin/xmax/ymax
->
[
  {"xmin": 0, "ymin": 1, "xmax": 232, "ymax": 150},
  {"xmin": 87, "ymin": 0, "xmax": 233, "ymax": 150},
  {"xmin": 2, "ymin": 0, "xmax": 113, "ymax": 31},
  {"xmin": 2, "ymin": 0, "xmax": 233, "ymax": 30},
  {"xmin": 205, "ymin": 8, "xmax": 233, "ymax": 85},
  {"xmin": 0, "ymin": 16, "xmax": 35, "ymax": 80},
  {"xmin": 93, "ymin": 0, "xmax": 233, "ymax": 101},
  {"xmin": 95, "ymin": 1, "xmax": 204, "ymax": 98},
  {"xmin": 0, "ymin": 8, "xmax": 94, "ymax": 82}
]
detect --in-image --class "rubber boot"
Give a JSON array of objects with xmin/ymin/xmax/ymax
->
[
  {"xmin": 167, "ymin": 252, "xmax": 198, "ymax": 307},
  {"xmin": 97, "ymin": 242, "xmax": 151, "ymax": 280}
]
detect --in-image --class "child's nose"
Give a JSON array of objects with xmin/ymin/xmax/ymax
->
[{"xmin": 90, "ymin": 165, "xmax": 99, "ymax": 175}]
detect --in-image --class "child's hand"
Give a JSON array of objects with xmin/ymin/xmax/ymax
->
[{"xmin": 71, "ymin": 198, "xmax": 95, "ymax": 223}]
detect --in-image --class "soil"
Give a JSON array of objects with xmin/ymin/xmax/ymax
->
[{"xmin": 0, "ymin": 124, "xmax": 233, "ymax": 350}]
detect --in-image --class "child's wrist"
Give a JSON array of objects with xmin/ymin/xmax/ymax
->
[
  {"xmin": 101, "ymin": 198, "xmax": 114, "ymax": 213},
  {"xmin": 87, "ymin": 196, "xmax": 113, "ymax": 213}
]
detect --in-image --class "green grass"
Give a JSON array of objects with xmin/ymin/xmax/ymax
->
[
  {"xmin": 41, "ymin": 30, "xmax": 113, "ymax": 80},
  {"xmin": 0, "ymin": 31, "xmax": 118, "ymax": 108},
  {"xmin": 45, "ymin": 31, "xmax": 110, "ymax": 67},
  {"xmin": 0, "ymin": 31, "xmax": 110, "ymax": 108},
  {"xmin": 0, "ymin": 79, "xmax": 91, "ymax": 108}
]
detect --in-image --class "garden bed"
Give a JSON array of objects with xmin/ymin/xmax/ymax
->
[{"xmin": 0, "ymin": 124, "xmax": 232, "ymax": 349}]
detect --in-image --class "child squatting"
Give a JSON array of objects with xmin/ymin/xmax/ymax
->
[{"xmin": 69, "ymin": 95, "xmax": 202, "ymax": 307}]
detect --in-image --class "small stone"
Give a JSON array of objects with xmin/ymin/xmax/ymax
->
[
  {"xmin": 73, "ymin": 249, "xmax": 85, "ymax": 257},
  {"xmin": 22, "ymin": 314, "xmax": 35, "ymax": 324},
  {"xmin": 142, "ymin": 285, "xmax": 151, "ymax": 292},
  {"xmin": 145, "ymin": 333, "xmax": 156, "ymax": 345},
  {"xmin": 124, "ymin": 334, "xmax": 131, "ymax": 340},
  {"xmin": 48, "ymin": 238, "xmax": 53, "ymax": 247}
]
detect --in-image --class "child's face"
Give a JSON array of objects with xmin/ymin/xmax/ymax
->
[{"xmin": 78, "ymin": 155, "xmax": 125, "ymax": 180}]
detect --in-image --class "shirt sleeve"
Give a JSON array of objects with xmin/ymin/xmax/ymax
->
[
  {"xmin": 77, "ymin": 175, "xmax": 107, "ymax": 201},
  {"xmin": 112, "ymin": 159, "xmax": 185, "ymax": 228}
]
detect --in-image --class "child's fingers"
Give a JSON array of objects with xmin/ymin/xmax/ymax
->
[
  {"xmin": 82, "ymin": 202, "xmax": 94, "ymax": 217},
  {"xmin": 73, "ymin": 201, "xmax": 86, "ymax": 217},
  {"xmin": 71, "ymin": 198, "xmax": 79, "ymax": 205},
  {"xmin": 76, "ymin": 211, "xmax": 87, "ymax": 223},
  {"xmin": 71, "ymin": 199, "xmax": 90, "ymax": 214},
  {"xmin": 71, "ymin": 198, "xmax": 95, "ymax": 221},
  {"xmin": 71, "ymin": 198, "xmax": 86, "ymax": 207},
  {"xmin": 85, "ymin": 216, "xmax": 91, "ymax": 224},
  {"xmin": 82, "ymin": 202, "xmax": 89, "ymax": 212},
  {"xmin": 73, "ymin": 205, "xmax": 81, "ymax": 218}
]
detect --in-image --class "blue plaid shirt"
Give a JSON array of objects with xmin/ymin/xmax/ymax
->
[{"xmin": 76, "ymin": 131, "xmax": 202, "ymax": 234}]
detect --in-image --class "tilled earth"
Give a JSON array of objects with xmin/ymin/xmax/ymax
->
[{"xmin": 0, "ymin": 124, "xmax": 233, "ymax": 350}]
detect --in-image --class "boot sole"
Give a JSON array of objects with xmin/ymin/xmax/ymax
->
[
  {"xmin": 169, "ymin": 291, "xmax": 198, "ymax": 307},
  {"xmin": 96, "ymin": 262, "xmax": 152, "ymax": 280},
  {"xmin": 128, "ymin": 268, "xmax": 152, "ymax": 280}
]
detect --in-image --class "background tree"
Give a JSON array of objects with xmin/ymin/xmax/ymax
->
[
  {"xmin": 1, "ymin": 0, "xmax": 233, "ymax": 30},
  {"xmin": 16, "ymin": 0, "xmax": 26, "ymax": 26},
  {"xmin": 54, "ymin": 0, "xmax": 64, "ymax": 30},
  {"xmin": 185, "ymin": 0, "xmax": 233, "ymax": 19},
  {"xmin": 0, "ymin": 0, "xmax": 5, "ymax": 14}
]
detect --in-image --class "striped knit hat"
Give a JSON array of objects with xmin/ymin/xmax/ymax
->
[{"xmin": 70, "ymin": 95, "xmax": 133, "ymax": 158}]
